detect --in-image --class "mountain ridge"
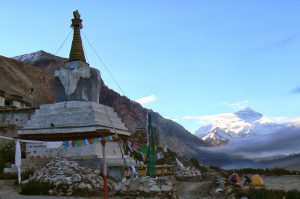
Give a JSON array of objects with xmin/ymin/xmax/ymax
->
[{"xmin": 4, "ymin": 51, "xmax": 297, "ymax": 168}]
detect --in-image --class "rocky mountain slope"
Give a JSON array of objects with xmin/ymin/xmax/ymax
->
[
  {"xmin": 196, "ymin": 108, "xmax": 286, "ymax": 146},
  {"xmin": 0, "ymin": 55, "xmax": 53, "ymax": 104},
  {"xmin": 6, "ymin": 51, "xmax": 210, "ymax": 159}
]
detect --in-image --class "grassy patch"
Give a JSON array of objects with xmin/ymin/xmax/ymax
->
[{"xmin": 20, "ymin": 180, "xmax": 103, "ymax": 196}]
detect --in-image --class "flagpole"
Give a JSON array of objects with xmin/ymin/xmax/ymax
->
[{"xmin": 101, "ymin": 138, "xmax": 108, "ymax": 199}]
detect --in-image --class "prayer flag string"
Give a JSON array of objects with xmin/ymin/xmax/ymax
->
[{"xmin": 63, "ymin": 135, "xmax": 113, "ymax": 148}]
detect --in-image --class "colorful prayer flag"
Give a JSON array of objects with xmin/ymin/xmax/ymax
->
[
  {"xmin": 83, "ymin": 139, "xmax": 88, "ymax": 145},
  {"xmin": 107, "ymin": 135, "xmax": 113, "ymax": 141},
  {"xmin": 62, "ymin": 135, "xmax": 114, "ymax": 148},
  {"xmin": 63, "ymin": 141, "xmax": 70, "ymax": 147},
  {"xmin": 75, "ymin": 140, "xmax": 81, "ymax": 147},
  {"xmin": 164, "ymin": 146, "xmax": 168, "ymax": 153},
  {"xmin": 156, "ymin": 152, "xmax": 162, "ymax": 160}
]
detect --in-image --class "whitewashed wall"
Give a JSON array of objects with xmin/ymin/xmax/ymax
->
[{"xmin": 26, "ymin": 141, "xmax": 123, "ymax": 159}]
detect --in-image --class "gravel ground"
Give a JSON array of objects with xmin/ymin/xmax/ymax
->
[
  {"xmin": 263, "ymin": 175, "xmax": 300, "ymax": 191},
  {"xmin": 175, "ymin": 180, "xmax": 214, "ymax": 199}
]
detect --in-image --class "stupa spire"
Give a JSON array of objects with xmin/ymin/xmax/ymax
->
[{"xmin": 69, "ymin": 10, "xmax": 86, "ymax": 62}]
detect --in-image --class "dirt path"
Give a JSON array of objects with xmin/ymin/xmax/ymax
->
[{"xmin": 175, "ymin": 180, "xmax": 213, "ymax": 199}]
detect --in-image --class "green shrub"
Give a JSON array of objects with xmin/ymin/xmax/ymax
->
[
  {"xmin": 0, "ymin": 172, "xmax": 17, "ymax": 179},
  {"xmin": 236, "ymin": 188, "xmax": 300, "ymax": 199},
  {"xmin": 0, "ymin": 142, "xmax": 15, "ymax": 163},
  {"xmin": 20, "ymin": 180, "xmax": 54, "ymax": 195},
  {"xmin": 0, "ymin": 169, "xmax": 35, "ymax": 180},
  {"xmin": 286, "ymin": 190, "xmax": 300, "ymax": 199},
  {"xmin": 190, "ymin": 158, "xmax": 200, "ymax": 168},
  {"xmin": 226, "ymin": 167, "xmax": 297, "ymax": 176},
  {"xmin": 190, "ymin": 158, "xmax": 209, "ymax": 172},
  {"xmin": 209, "ymin": 165, "xmax": 222, "ymax": 172},
  {"xmin": 21, "ymin": 169, "xmax": 35, "ymax": 180},
  {"xmin": 0, "ymin": 158, "xmax": 4, "ymax": 173}
]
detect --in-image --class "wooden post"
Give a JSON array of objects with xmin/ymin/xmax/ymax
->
[{"xmin": 101, "ymin": 138, "xmax": 108, "ymax": 199}]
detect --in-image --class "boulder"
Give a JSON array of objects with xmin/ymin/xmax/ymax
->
[
  {"xmin": 150, "ymin": 185, "xmax": 161, "ymax": 192},
  {"xmin": 161, "ymin": 184, "xmax": 172, "ymax": 192}
]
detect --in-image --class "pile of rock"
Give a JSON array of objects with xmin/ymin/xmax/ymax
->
[
  {"xmin": 114, "ymin": 176, "xmax": 176, "ymax": 198},
  {"xmin": 211, "ymin": 173, "xmax": 235, "ymax": 197},
  {"xmin": 22, "ymin": 159, "xmax": 115, "ymax": 196},
  {"xmin": 175, "ymin": 166, "xmax": 201, "ymax": 181}
]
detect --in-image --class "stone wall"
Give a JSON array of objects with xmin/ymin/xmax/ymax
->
[
  {"xmin": 0, "ymin": 96, "xmax": 4, "ymax": 107},
  {"xmin": 0, "ymin": 109, "xmax": 35, "ymax": 127}
]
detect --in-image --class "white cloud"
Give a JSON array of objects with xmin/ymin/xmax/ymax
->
[
  {"xmin": 183, "ymin": 112, "xmax": 299, "ymax": 130},
  {"xmin": 201, "ymin": 126, "xmax": 300, "ymax": 159},
  {"xmin": 228, "ymin": 100, "xmax": 250, "ymax": 110},
  {"xmin": 219, "ymin": 100, "xmax": 251, "ymax": 110},
  {"xmin": 259, "ymin": 116, "xmax": 289, "ymax": 124},
  {"xmin": 183, "ymin": 113, "xmax": 247, "ymax": 127},
  {"xmin": 163, "ymin": 115, "xmax": 179, "ymax": 122},
  {"xmin": 135, "ymin": 95, "xmax": 157, "ymax": 105}
]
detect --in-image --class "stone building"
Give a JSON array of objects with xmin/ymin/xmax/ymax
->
[
  {"xmin": 7, "ymin": 94, "xmax": 31, "ymax": 109},
  {"xmin": 0, "ymin": 90, "xmax": 33, "ymax": 126},
  {"xmin": 0, "ymin": 91, "xmax": 31, "ymax": 110}
]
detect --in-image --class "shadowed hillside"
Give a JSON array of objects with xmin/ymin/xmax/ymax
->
[{"xmin": 0, "ymin": 55, "xmax": 53, "ymax": 104}]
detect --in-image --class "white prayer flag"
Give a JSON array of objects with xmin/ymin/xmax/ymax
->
[{"xmin": 15, "ymin": 139, "xmax": 21, "ymax": 184}]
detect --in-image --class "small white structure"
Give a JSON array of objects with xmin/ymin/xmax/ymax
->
[{"xmin": 0, "ymin": 90, "xmax": 5, "ymax": 107}]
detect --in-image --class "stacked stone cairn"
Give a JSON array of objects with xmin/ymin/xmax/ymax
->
[
  {"xmin": 114, "ymin": 176, "xmax": 176, "ymax": 198},
  {"xmin": 175, "ymin": 166, "xmax": 201, "ymax": 181},
  {"xmin": 22, "ymin": 159, "xmax": 116, "ymax": 196}
]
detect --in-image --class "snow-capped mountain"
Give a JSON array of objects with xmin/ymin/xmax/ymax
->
[
  {"xmin": 14, "ymin": 50, "xmax": 46, "ymax": 63},
  {"xmin": 235, "ymin": 107, "xmax": 263, "ymax": 123},
  {"xmin": 195, "ymin": 108, "xmax": 287, "ymax": 146},
  {"xmin": 13, "ymin": 50, "xmax": 67, "ymax": 72}
]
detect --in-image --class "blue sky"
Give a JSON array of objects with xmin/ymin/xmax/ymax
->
[{"xmin": 1, "ymin": 1, "xmax": 300, "ymax": 132}]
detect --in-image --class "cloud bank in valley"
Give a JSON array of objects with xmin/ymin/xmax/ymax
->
[{"xmin": 200, "ymin": 126, "xmax": 300, "ymax": 159}]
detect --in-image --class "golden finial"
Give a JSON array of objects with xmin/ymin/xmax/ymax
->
[{"xmin": 69, "ymin": 10, "xmax": 86, "ymax": 62}]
